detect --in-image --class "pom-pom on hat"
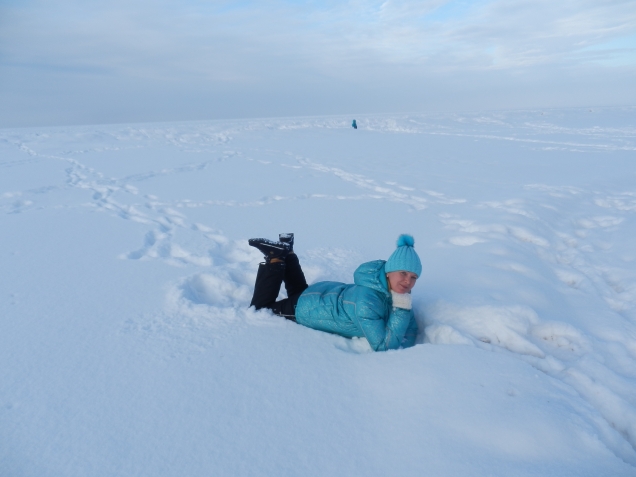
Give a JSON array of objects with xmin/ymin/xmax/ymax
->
[{"xmin": 385, "ymin": 234, "xmax": 422, "ymax": 277}]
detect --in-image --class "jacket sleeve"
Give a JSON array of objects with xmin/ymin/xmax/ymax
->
[
  {"xmin": 402, "ymin": 315, "xmax": 418, "ymax": 348},
  {"xmin": 353, "ymin": 289, "xmax": 416, "ymax": 351}
]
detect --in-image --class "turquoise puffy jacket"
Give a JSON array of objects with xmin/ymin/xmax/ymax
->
[{"xmin": 295, "ymin": 260, "xmax": 418, "ymax": 351}]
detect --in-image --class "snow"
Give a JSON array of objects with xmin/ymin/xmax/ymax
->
[{"xmin": 1, "ymin": 108, "xmax": 636, "ymax": 476}]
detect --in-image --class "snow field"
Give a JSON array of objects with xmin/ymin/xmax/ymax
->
[{"xmin": 1, "ymin": 108, "xmax": 636, "ymax": 476}]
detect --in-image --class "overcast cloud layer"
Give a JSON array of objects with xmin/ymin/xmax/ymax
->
[{"xmin": 1, "ymin": 0, "xmax": 636, "ymax": 127}]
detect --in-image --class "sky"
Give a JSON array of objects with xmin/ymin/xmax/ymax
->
[{"xmin": 1, "ymin": 0, "xmax": 636, "ymax": 127}]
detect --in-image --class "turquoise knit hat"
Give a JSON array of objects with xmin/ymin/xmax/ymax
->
[{"xmin": 385, "ymin": 234, "xmax": 422, "ymax": 277}]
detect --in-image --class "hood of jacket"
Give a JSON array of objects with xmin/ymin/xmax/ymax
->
[{"xmin": 353, "ymin": 260, "xmax": 390, "ymax": 297}]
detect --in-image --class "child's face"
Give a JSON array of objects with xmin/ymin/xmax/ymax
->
[{"xmin": 386, "ymin": 270, "xmax": 418, "ymax": 294}]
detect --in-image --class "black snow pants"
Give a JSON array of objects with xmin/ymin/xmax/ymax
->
[{"xmin": 249, "ymin": 253, "xmax": 308, "ymax": 321}]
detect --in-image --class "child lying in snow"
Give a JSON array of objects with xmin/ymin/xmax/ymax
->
[{"xmin": 249, "ymin": 234, "xmax": 420, "ymax": 351}]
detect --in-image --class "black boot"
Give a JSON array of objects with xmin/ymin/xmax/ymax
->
[
  {"xmin": 249, "ymin": 238, "xmax": 291, "ymax": 263},
  {"xmin": 279, "ymin": 233, "xmax": 294, "ymax": 252},
  {"xmin": 275, "ymin": 233, "xmax": 307, "ymax": 296}
]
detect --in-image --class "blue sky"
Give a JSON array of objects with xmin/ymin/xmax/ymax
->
[{"xmin": 1, "ymin": 0, "xmax": 635, "ymax": 127}]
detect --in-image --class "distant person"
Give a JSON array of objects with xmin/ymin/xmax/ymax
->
[
  {"xmin": 248, "ymin": 234, "xmax": 419, "ymax": 351},
  {"xmin": 352, "ymin": 119, "xmax": 357, "ymax": 129}
]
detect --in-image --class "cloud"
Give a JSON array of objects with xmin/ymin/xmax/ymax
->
[{"xmin": 1, "ymin": 0, "xmax": 635, "ymax": 126}]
